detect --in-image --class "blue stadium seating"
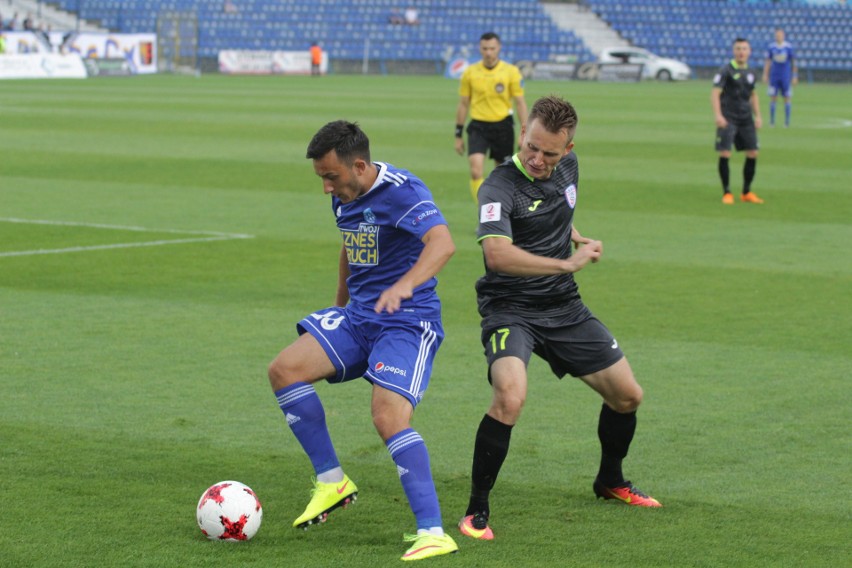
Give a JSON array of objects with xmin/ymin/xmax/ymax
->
[
  {"xmin": 51, "ymin": 0, "xmax": 852, "ymax": 71},
  {"xmin": 53, "ymin": 0, "xmax": 594, "ymax": 64},
  {"xmin": 586, "ymin": 0, "xmax": 852, "ymax": 71}
]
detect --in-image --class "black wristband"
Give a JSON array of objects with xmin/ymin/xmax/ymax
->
[{"xmin": 455, "ymin": 124, "xmax": 464, "ymax": 138}]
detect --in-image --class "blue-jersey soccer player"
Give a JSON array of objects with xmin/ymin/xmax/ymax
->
[
  {"xmin": 267, "ymin": 120, "xmax": 459, "ymax": 561},
  {"xmin": 762, "ymin": 28, "xmax": 798, "ymax": 127}
]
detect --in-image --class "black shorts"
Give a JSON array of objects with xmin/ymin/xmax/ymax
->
[
  {"xmin": 480, "ymin": 313, "xmax": 624, "ymax": 379},
  {"xmin": 467, "ymin": 117, "xmax": 515, "ymax": 163},
  {"xmin": 715, "ymin": 119, "xmax": 758, "ymax": 152}
]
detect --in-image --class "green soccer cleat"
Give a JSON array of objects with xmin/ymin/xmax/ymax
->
[
  {"xmin": 292, "ymin": 475, "xmax": 358, "ymax": 529},
  {"xmin": 400, "ymin": 532, "xmax": 459, "ymax": 561}
]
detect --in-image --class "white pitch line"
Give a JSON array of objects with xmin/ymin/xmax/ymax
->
[
  {"xmin": 0, "ymin": 217, "xmax": 254, "ymax": 258},
  {"xmin": 0, "ymin": 217, "xmax": 253, "ymax": 238},
  {"xmin": 813, "ymin": 118, "xmax": 852, "ymax": 129}
]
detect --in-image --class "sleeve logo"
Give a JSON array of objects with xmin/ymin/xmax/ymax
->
[
  {"xmin": 480, "ymin": 202, "xmax": 501, "ymax": 223},
  {"xmin": 564, "ymin": 184, "xmax": 577, "ymax": 209}
]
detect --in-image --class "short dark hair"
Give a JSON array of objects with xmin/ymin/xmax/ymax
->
[
  {"xmin": 306, "ymin": 120, "xmax": 371, "ymax": 164},
  {"xmin": 480, "ymin": 32, "xmax": 500, "ymax": 43},
  {"xmin": 528, "ymin": 95, "xmax": 578, "ymax": 141},
  {"xmin": 733, "ymin": 37, "xmax": 750, "ymax": 45}
]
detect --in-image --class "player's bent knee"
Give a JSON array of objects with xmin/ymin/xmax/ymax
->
[
  {"xmin": 267, "ymin": 357, "xmax": 301, "ymax": 390},
  {"xmin": 610, "ymin": 389, "xmax": 643, "ymax": 413},
  {"xmin": 490, "ymin": 394, "xmax": 525, "ymax": 424},
  {"xmin": 372, "ymin": 413, "xmax": 411, "ymax": 441},
  {"xmin": 267, "ymin": 359, "xmax": 285, "ymax": 389}
]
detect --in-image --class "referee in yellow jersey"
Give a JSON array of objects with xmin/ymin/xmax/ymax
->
[{"xmin": 455, "ymin": 32, "xmax": 528, "ymax": 201}]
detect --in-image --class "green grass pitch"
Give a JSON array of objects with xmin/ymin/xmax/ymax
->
[{"xmin": 1, "ymin": 74, "xmax": 850, "ymax": 567}]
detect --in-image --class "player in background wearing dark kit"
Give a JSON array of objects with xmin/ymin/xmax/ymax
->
[
  {"xmin": 458, "ymin": 96, "xmax": 661, "ymax": 542},
  {"xmin": 454, "ymin": 32, "xmax": 528, "ymax": 202},
  {"xmin": 267, "ymin": 121, "xmax": 458, "ymax": 561},
  {"xmin": 762, "ymin": 28, "xmax": 797, "ymax": 128},
  {"xmin": 711, "ymin": 38, "xmax": 764, "ymax": 205}
]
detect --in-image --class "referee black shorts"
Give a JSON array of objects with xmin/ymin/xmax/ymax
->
[
  {"xmin": 715, "ymin": 118, "xmax": 759, "ymax": 152},
  {"xmin": 467, "ymin": 116, "xmax": 515, "ymax": 163},
  {"xmin": 480, "ymin": 312, "xmax": 624, "ymax": 380}
]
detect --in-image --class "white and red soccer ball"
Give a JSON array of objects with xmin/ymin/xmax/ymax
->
[{"xmin": 197, "ymin": 481, "xmax": 262, "ymax": 541}]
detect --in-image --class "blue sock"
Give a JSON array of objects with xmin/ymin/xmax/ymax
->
[
  {"xmin": 275, "ymin": 382, "xmax": 340, "ymax": 475},
  {"xmin": 785, "ymin": 102, "xmax": 791, "ymax": 125},
  {"xmin": 387, "ymin": 429, "xmax": 442, "ymax": 530},
  {"xmin": 769, "ymin": 101, "xmax": 776, "ymax": 124}
]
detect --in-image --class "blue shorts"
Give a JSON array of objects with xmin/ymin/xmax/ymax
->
[
  {"xmin": 297, "ymin": 306, "xmax": 444, "ymax": 407},
  {"xmin": 767, "ymin": 77, "xmax": 792, "ymax": 98}
]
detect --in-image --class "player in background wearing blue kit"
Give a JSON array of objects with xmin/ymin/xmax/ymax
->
[
  {"xmin": 762, "ymin": 28, "xmax": 798, "ymax": 127},
  {"xmin": 268, "ymin": 121, "xmax": 458, "ymax": 561}
]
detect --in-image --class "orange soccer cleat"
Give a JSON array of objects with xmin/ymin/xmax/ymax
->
[
  {"xmin": 740, "ymin": 192, "xmax": 764, "ymax": 204},
  {"xmin": 458, "ymin": 512, "xmax": 494, "ymax": 541},
  {"xmin": 593, "ymin": 479, "xmax": 662, "ymax": 508}
]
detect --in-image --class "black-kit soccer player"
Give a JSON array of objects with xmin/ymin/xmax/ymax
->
[
  {"xmin": 267, "ymin": 120, "xmax": 459, "ymax": 561},
  {"xmin": 711, "ymin": 37, "xmax": 764, "ymax": 205},
  {"xmin": 458, "ymin": 95, "xmax": 661, "ymax": 542}
]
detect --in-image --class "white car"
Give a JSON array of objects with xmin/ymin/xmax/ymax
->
[{"xmin": 598, "ymin": 47, "xmax": 692, "ymax": 81}]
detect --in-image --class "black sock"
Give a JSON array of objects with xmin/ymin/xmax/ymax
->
[
  {"xmin": 718, "ymin": 157, "xmax": 730, "ymax": 193},
  {"xmin": 597, "ymin": 403, "xmax": 636, "ymax": 487},
  {"xmin": 743, "ymin": 157, "xmax": 756, "ymax": 193},
  {"xmin": 467, "ymin": 414, "xmax": 513, "ymax": 516}
]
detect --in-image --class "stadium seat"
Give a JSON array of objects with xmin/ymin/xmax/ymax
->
[{"xmin": 50, "ymin": 0, "xmax": 849, "ymax": 70}]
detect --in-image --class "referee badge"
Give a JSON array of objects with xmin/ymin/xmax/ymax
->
[{"xmin": 564, "ymin": 184, "xmax": 577, "ymax": 209}]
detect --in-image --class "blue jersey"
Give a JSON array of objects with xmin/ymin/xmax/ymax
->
[
  {"xmin": 332, "ymin": 162, "xmax": 447, "ymax": 320},
  {"xmin": 767, "ymin": 41, "xmax": 795, "ymax": 81}
]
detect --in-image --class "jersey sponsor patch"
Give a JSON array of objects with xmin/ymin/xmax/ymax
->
[
  {"xmin": 342, "ymin": 223, "xmax": 380, "ymax": 266},
  {"xmin": 480, "ymin": 202, "xmax": 501, "ymax": 223},
  {"xmin": 412, "ymin": 207, "xmax": 438, "ymax": 226},
  {"xmin": 564, "ymin": 184, "xmax": 577, "ymax": 209},
  {"xmin": 375, "ymin": 361, "xmax": 407, "ymax": 377}
]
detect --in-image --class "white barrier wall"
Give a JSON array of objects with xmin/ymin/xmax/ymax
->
[
  {"xmin": 64, "ymin": 33, "xmax": 158, "ymax": 74},
  {"xmin": 219, "ymin": 50, "xmax": 329, "ymax": 75},
  {"xmin": 0, "ymin": 54, "xmax": 88, "ymax": 79}
]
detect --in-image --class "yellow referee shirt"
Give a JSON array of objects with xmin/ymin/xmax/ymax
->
[{"xmin": 459, "ymin": 60, "xmax": 525, "ymax": 123}]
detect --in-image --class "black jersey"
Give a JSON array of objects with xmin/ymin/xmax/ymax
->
[
  {"xmin": 713, "ymin": 60, "xmax": 757, "ymax": 122},
  {"xmin": 475, "ymin": 152, "xmax": 592, "ymax": 322}
]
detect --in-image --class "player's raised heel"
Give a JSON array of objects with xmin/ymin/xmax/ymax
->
[
  {"xmin": 593, "ymin": 478, "xmax": 662, "ymax": 508},
  {"xmin": 293, "ymin": 475, "xmax": 359, "ymax": 529}
]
